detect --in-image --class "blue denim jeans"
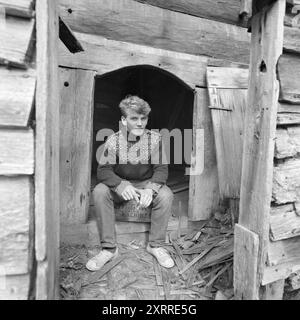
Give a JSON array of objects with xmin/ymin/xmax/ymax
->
[{"xmin": 92, "ymin": 181, "xmax": 174, "ymax": 249}]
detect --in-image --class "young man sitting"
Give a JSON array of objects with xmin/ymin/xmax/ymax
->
[{"xmin": 86, "ymin": 95, "xmax": 175, "ymax": 271}]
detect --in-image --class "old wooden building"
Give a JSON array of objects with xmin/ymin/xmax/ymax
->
[{"xmin": 0, "ymin": 0, "xmax": 299, "ymax": 300}]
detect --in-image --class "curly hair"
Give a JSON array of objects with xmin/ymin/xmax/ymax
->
[{"xmin": 119, "ymin": 95, "xmax": 151, "ymax": 117}]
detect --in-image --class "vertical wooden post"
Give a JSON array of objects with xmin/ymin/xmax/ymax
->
[
  {"xmin": 235, "ymin": 0, "xmax": 286, "ymax": 299},
  {"xmin": 35, "ymin": 0, "xmax": 59, "ymax": 299}
]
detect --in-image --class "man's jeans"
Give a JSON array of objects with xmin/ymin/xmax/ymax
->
[{"xmin": 93, "ymin": 181, "xmax": 174, "ymax": 249}]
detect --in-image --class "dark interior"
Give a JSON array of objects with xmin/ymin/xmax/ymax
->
[{"xmin": 92, "ymin": 65, "xmax": 194, "ymax": 193}]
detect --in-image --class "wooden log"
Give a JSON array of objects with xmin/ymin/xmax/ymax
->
[
  {"xmin": 268, "ymin": 236, "xmax": 300, "ymax": 266},
  {"xmin": 284, "ymin": 25, "xmax": 300, "ymax": 54},
  {"xmin": 272, "ymin": 158, "xmax": 300, "ymax": 204},
  {"xmin": 234, "ymin": 224, "xmax": 259, "ymax": 300},
  {"xmin": 0, "ymin": 176, "xmax": 33, "ymax": 275},
  {"xmin": 0, "ymin": 15, "xmax": 35, "ymax": 67},
  {"xmin": 275, "ymin": 127, "xmax": 300, "ymax": 159},
  {"xmin": 188, "ymin": 88, "xmax": 220, "ymax": 220},
  {"xmin": 0, "ymin": 274, "xmax": 30, "ymax": 300},
  {"xmin": 270, "ymin": 204, "xmax": 300, "ymax": 241},
  {"xmin": 0, "ymin": 0, "xmax": 34, "ymax": 18},
  {"xmin": 278, "ymin": 54, "xmax": 300, "ymax": 104},
  {"xmin": 132, "ymin": 0, "xmax": 248, "ymax": 27},
  {"xmin": 59, "ymin": 0, "xmax": 251, "ymax": 64},
  {"xmin": 277, "ymin": 113, "xmax": 300, "ymax": 125},
  {"xmin": 59, "ymin": 31, "xmax": 209, "ymax": 88},
  {"xmin": 238, "ymin": 0, "xmax": 285, "ymax": 290},
  {"xmin": 0, "ymin": 67, "xmax": 35, "ymax": 127},
  {"xmin": 35, "ymin": 0, "xmax": 60, "ymax": 300},
  {"xmin": 0, "ymin": 129, "xmax": 34, "ymax": 175},
  {"xmin": 262, "ymin": 258, "xmax": 300, "ymax": 284}
]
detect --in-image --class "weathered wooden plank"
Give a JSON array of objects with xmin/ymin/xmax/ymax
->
[
  {"xmin": 262, "ymin": 258, "xmax": 300, "ymax": 284},
  {"xmin": 238, "ymin": 0, "xmax": 286, "ymax": 292},
  {"xmin": 275, "ymin": 127, "xmax": 300, "ymax": 159},
  {"xmin": 272, "ymin": 158, "xmax": 300, "ymax": 204},
  {"xmin": 284, "ymin": 26, "xmax": 300, "ymax": 54},
  {"xmin": 234, "ymin": 224, "xmax": 260, "ymax": 300},
  {"xmin": 277, "ymin": 113, "xmax": 300, "ymax": 125},
  {"xmin": 59, "ymin": 0, "xmax": 251, "ymax": 64},
  {"xmin": 0, "ymin": 176, "xmax": 33, "ymax": 275},
  {"xmin": 188, "ymin": 88, "xmax": 220, "ymax": 220},
  {"xmin": 0, "ymin": 15, "xmax": 35, "ymax": 67},
  {"xmin": 132, "ymin": 0, "xmax": 249, "ymax": 27},
  {"xmin": 268, "ymin": 236, "xmax": 300, "ymax": 266},
  {"xmin": 261, "ymin": 279, "xmax": 285, "ymax": 300},
  {"xmin": 207, "ymin": 67, "xmax": 249, "ymax": 89},
  {"xmin": 0, "ymin": 67, "xmax": 35, "ymax": 127},
  {"xmin": 59, "ymin": 31, "xmax": 209, "ymax": 88},
  {"xmin": 0, "ymin": 0, "xmax": 34, "ymax": 18},
  {"xmin": 270, "ymin": 204, "xmax": 300, "ymax": 241},
  {"xmin": 278, "ymin": 54, "xmax": 300, "ymax": 104},
  {"xmin": 278, "ymin": 102, "xmax": 300, "ymax": 113},
  {"xmin": 60, "ymin": 67, "xmax": 95, "ymax": 225},
  {"xmin": 208, "ymin": 86, "xmax": 247, "ymax": 199},
  {"xmin": 0, "ymin": 129, "xmax": 34, "ymax": 175},
  {"xmin": 35, "ymin": 0, "xmax": 59, "ymax": 300},
  {"xmin": 0, "ymin": 274, "xmax": 30, "ymax": 300}
]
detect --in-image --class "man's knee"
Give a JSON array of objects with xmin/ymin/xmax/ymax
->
[
  {"xmin": 156, "ymin": 185, "xmax": 174, "ymax": 204},
  {"xmin": 93, "ymin": 183, "xmax": 111, "ymax": 200}
]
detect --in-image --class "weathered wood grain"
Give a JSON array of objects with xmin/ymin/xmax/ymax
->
[
  {"xmin": 0, "ymin": 67, "xmax": 35, "ymax": 127},
  {"xmin": 0, "ymin": 0, "xmax": 34, "ymax": 18},
  {"xmin": 272, "ymin": 158, "xmax": 300, "ymax": 204},
  {"xmin": 59, "ymin": 0, "xmax": 251, "ymax": 64},
  {"xmin": 132, "ymin": 0, "xmax": 248, "ymax": 27},
  {"xmin": 188, "ymin": 88, "xmax": 220, "ymax": 220},
  {"xmin": 35, "ymin": 0, "xmax": 59, "ymax": 300},
  {"xmin": 261, "ymin": 279, "xmax": 285, "ymax": 300},
  {"xmin": 59, "ymin": 31, "xmax": 209, "ymax": 88},
  {"xmin": 207, "ymin": 67, "xmax": 249, "ymax": 89},
  {"xmin": 277, "ymin": 113, "xmax": 300, "ymax": 125},
  {"xmin": 0, "ymin": 15, "xmax": 35, "ymax": 67},
  {"xmin": 0, "ymin": 129, "xmax": 34, "ymax": 175},
  {"xmin": 0, "ymin": 176, "xmax": 33, "ymax": 275},
  {"xmin": 238, "ymin": 0, "xmax": 285, "ymax": 295},
  {"xmin": 0, "ymin": 274, "xmax": 30, "ymax": 299},
  {"xmin": 278, "ymin": 102, "xmax": 300, "ymax": 113},
  {"xmin": 60, "ymin": 67, "xmax": 95, "ymax": 225},
  {"xmin": 284, "ymin": 26, "xmax": 300, "ymax": 54},
  {"xmin": 270, "ymin": 204, "xmax": 300, "ymax": 240},
  {"xmin": 234, "ymin": 224, "xmax": 259, "ymax": 300},
  {"xmin": 207, "ymin": 83, "xmax": 247, "ymax": 199},
  {"xmin": 278, "ymin": 54, "xmax": 300, "ymax": 104},
  {"xmin": 275, "ymin": 127, "xmax": 300, "ymax": 159},
  {"xmin": 268, "ymin": 236, "xmax": 300, "ymax": 266}
]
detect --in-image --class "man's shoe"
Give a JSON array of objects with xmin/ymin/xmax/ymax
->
[
  {"xmin": 86, "ymin": 248, "xmax": 118, "ymax": 271},
  {"xmin": 146, "ymin": 244, "xmax": 174, "ymax": 268}
]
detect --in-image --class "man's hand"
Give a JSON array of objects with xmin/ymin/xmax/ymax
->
[
  {"xmin": 136, "ymin": 189, "xmax": 153, "ymax": 208},
  {"xmin": 121, "ymin": 185, "xmax": 140, "ymax": 202}
]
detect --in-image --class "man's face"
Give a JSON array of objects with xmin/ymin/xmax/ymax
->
[{"xmin": 122, "ymin": 110, "xmax": 148, "ymax": 137}]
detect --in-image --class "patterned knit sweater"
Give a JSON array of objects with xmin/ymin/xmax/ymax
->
[{"xmin": 97, "ymin": 129, "xmax": 168, "ymax": 194}]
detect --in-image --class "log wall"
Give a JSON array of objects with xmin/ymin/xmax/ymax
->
[{"xmin": 0, "ymin": 0, "xmax": 36, "ymax": 300}]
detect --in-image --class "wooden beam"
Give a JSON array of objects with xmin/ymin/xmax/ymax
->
[
  {"xmin": 278, "ymin": 53, "xmax": 300, "ymax": 104},
  {"xmin": 238, "ymin": 0, "xmax": 285, "ymax": 291},
  {"xmin": 0, "ymin": 15, "xmax": 35, "ymax": 68},
  {"xmin": 0, "ymin": 0, "xmax": 34, "ymax": 18},
  {"xmin": 0, "ymin": 67, "xmax": 36, "ymax": 127},
  {"xmin": 59, "ymin": 16, "xmax": 84, "ymax": 54},
  {"xmin": 59, "ymin": 0, "xmax": 251, "ymax": 64},
  {"xmin": 59, "ymin": 31, "xmax": 209, "ymax": 88},
  {"xmin": 0, "ymin": 176, "xmax": 33, "ymax": 275},
  {"xmin": 132, "ymin": 0, "xmax": 249, "ymax": 27},
  {"xmin": 270, "ymin": 204, "xmax": 300, "ymax": 241},
  {"xmin": 35, "ymin": 0, "xmax": 59, "ymax": 300},
  {"xmin": 275, "ymin": 127, "xmax": 300, "ymax": 159},
  {"xmin": 272, "ymin": 158, "xmax": 300, "ymax": 205},
  {"xmin": 234, "ymin": 224, "xmax": 260, "ymax": 300},
  {"xmin": 0, "ymin": 129, "xmax": 34, "ymax": 175},
  {"xmin": 284, "ymin": 26, "xmax": 300, "ymax": 54},
  {"xmin": 261, "ymin": 279, "xmax": 285, "ymax": 300},
  {"xmin": 277, "ymin": 113, "xmax": 300, "ymax": 125}
]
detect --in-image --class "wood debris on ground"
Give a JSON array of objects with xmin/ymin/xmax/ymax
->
[{"xmin": 60, "ymin": 208, "xmax": 235, "ymax": 300}]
